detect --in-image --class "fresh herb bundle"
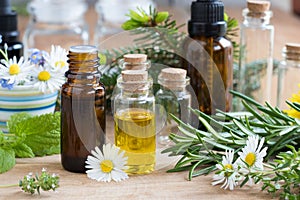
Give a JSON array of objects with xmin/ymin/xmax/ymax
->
[
  {"xmin": 0, "ymin": 112, "xmax": 61, "ymax": 173},
  {"xmin": 162, "ymin": 91, "xmax": 300, "ymax": 197}
]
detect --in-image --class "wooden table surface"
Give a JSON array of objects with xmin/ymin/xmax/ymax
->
[
  {"xmin": 1, "ymin": 4, "xmax": 299, "ymax": 200},
  {"xmin": 0, "ymin": 115, "xmax": 271, "ymax": 200}
]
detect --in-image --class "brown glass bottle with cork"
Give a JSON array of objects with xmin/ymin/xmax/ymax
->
[
  {"xmin": 182, "ymin": 0, "xmax": 233, "ymax": 116},
  {"xmin": 61, "ymin": 45, "xmax": 106, "ymax": 173}
]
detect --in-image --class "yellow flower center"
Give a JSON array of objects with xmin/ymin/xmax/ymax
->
[
  {"xmin": 55, "ymin": 60, "xmax": 66, "ymax": 68},
  {"xmin": 38, "ymin": 71, "xmax": 51, "ymax": 81},
  {"xmin": 9, "ymin": 64, "xmax": 20, "ymax": 75},
  {"xmin": 224, "ymin": 164, "xmax": 233, "ymax": 177},
  {"xmin": 224, "ymin": 164, "xmax": 233, "ymax": 170},
  {"xmin": 245, "ymin": 152, "xmax": 256, "ymax": 167},
  {"xmin": 100, "ymin": 160, "xmax": 114, "ymax": 173}
]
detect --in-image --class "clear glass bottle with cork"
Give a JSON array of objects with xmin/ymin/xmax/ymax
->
[
  {"xmin": 61, "ymin": 45, "xmax": 106, "ymax": 173},
  {"xmin": 156, "ymin": 68, "xmax": 191, "ymax": 145},
  {"xmin": 238, "ymin": 0, "xmax": 274, "ymax": 108},
  {"xmin": 113, "ymin": 70, "xmax": 156, "ymax": 174},
  {"xmin": 277, "ymin": 43, "xmax": 300, "ymax": 109},
  {"xmin": 182, "ymin": 0, "xmax": 233, "ymax": 116}
]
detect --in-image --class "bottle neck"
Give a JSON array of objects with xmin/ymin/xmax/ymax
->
[
  {"xmin": 242, "ymin": 8, "xmax": 272, "ymax": 26},
  {"xmin": 66, "ymin": 47, "xmax": 100, "ymax": 84}
]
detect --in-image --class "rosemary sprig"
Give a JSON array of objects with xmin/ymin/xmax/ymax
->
[{"xmin": 163, "ymin": 91, "xmax": 300, "ymax": 180}]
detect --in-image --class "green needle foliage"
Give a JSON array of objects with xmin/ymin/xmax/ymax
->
[
  {"xmin": 99, "ymin": 6, "xmax": 239, "ymax": 106},
  {"xmin": 162, "ymin": 91, "xmax": 300, "ymax": 180}
]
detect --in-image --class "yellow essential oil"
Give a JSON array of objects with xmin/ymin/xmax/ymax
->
[{"xmin": 114, "ymin": 108, "xmax": 156, "ymax": 174}]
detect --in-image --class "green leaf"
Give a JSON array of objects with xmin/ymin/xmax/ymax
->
[
  {"xmin": 128, "ymin": 9, "xmax": 149, "ymax": 23},
  {"xmin": 9, "ymin": 112, "xmax": 61, "ymax": 156},
  {"xmin": 0, "ymin": 147, "xmax": 15, "ymax": 173},
  {"xmin": 13, "ymin": 143, "xmax": 34, "ymax": 158},
  {"xmin": 121, "ymin": 20, "xmax": 142, "ymax": 30},
  {"xmin": 155, "ymin": 12, "xmax": 169, "ymax": 23},
  {"xmin": 7, "ymin": 112, "xmax": 32, "ymax": 136}
]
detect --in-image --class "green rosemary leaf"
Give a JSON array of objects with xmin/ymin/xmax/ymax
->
[
  {"xmin": 230, "ymin": 90, "xmax": 262, "ymax": 107},
  {"xmin": 232, "ymin": 119, "xmax": 255, "ymax": 137},
  {"xmin": 191, "ymin": 165, "xmax": 216, "ymax": 177},
  {"xmin": 242, "ymin": 100, "xmax": 268, "ymax": 123}
]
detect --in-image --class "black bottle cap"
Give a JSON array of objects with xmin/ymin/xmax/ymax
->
[
  {"xmin": 0, "ymin": 0, "xmax": 19, "ymax": 42},
  {"xmin": 188, "ymin": 0, "xmax": 226, "ymax": 37}
]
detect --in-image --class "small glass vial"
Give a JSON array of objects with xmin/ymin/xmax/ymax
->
[
  {"xmin": 277, "ymin": 43, "xmax": 300, "ymax": 109},
  {"xmin": 156, "ymin": 68, "xmax": 191, "ymax": 145},
  {"xmin": 238, "ymin": 0, "xmax": 274, "ymax": 109},
  {"xmin": 114, "ymin": 70, "xmax": 155, "ymax": 174},
  {"xmin": 23, "ymin": 0, "xmax": 89, "ymax": 57},
  {"xmin": 61, "ymin": 45, "xmax": 106, "ymax": 173}
]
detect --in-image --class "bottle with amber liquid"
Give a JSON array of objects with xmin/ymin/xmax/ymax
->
[
  {"xmin": 113, "ymin": 70, "xmax": 155, "ymax": 174},
  {"xmin": 182, "ymin": 0, "xmax": 233, "ymax": 116},
  {"xmin": 61, "ymin": 45, "xmax": 106, "ymax": 173}
]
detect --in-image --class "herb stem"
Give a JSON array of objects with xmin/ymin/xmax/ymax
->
[{"xmin": 0, "ymin": 183, "xmax": 18, "ymax": 188}]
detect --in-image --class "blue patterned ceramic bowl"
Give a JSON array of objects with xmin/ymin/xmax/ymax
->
[{"xmin": 0, "ymin": 86, "xmax": 58, "ymax": 132}]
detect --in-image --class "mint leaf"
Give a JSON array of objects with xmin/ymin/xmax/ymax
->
[
  {"xmin": 7, "ymin": 112, "xmax": 32, "ymax": 136},
  {"xmin": 8, "ymin": 112, "xmax": 61, "ymax": 157},
  {"xmin": 0, "ymin": 147, "xmax": 15, "ymax": 173},
  {"xmin": 13, "ymin": 143, "xmax": 34, "ymax": 158}
]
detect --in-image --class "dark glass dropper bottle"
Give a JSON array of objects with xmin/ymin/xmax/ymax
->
[
  {"xmin": 182, "ymin": 0, "xmax": 233, "ymax": 116},
  {"xmin": 0, "ymin": 0, "xmax": 24, "ymax": 60}
]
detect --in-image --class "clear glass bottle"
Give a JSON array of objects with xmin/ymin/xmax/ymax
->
[
  {"xmin": 23, "ymin": 0, "xmax": 89, "ymax": 57},
  {"xmin": 238, "ymin": 0, "xmax": 274, "ymax": 109},
  {"xmin": 182, "ymin": 0, "xmax": 233, "ymax": 117},
  {"xmin": 94, "ymin": 0, "xmax": 155, "ymax": 48},
  {"xmin": 277, "ymin": 43, "xmax": 300, "ymax": 109},
  {"xmin": 113, "ymin": 70, "xmax": 155, "ymax": 174},
  {"xmin": 155, "ymin": 68, "xmax": 191, "ymax": 145},
  {"xmin": 61, "ymin": 45, "xmax": 106, "ymax": 173}
]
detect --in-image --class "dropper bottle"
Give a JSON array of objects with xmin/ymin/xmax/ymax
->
[
  {"xmin": 182, "ymin": 0, "xmax": 233, "ymax": 116},
  {"xmin": 0, "ymin": 0, "xmax": 24, "ymax": 60}
]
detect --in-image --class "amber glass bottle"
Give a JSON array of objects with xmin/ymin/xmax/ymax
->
[
  {"xmin": 61, "ymin": 45, "xmax": 106, "ymax": 173},
  {"xmin": 182, "ymin": 0, "xmax": 233, "ymax": 115}
]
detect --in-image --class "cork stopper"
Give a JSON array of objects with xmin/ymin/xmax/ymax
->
[
  {"xmin": 284, "ymin": 43, "xmax": 300, "ymax": 61},
  {"xmin": 121, "ymin": 70, "xmax": 149, "ymax": 93},
  {"xmin": 158, "ymin": 68, "xmax": 189, "ymax": 90},
  {"xmin": 247, "ymin": 0, "xmax": 270, "ymax": 13},
  {"xmin": 123, "ymin": 54, "xmax": 147, "ymax": 64},
  {"xmin": 160, "ymin": 68, "xmax": 187, "ymax": 81},
  {"xmin": 121, "ymin": 70, "xmax": 148, "ymax": 82},
  {"xmin": 121, "ymin": 54, "xmax": 150, "ymax": 70},
  {"xmin": 285, "ymin": 43, "xmax": 300, "ymax": 53}
]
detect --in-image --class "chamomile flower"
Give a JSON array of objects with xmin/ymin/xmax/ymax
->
[
  {"xmin": 48, "ymin": 45, "xmax": 68, "ymax": 71},
  {"xmin": 32, "ymin": 65, "xmax": 65, "ymax": 93},
  {"xmin": 212, "ymin": 150, "xmax": 239, "ymax": 190},
  {"xmin": 238, "ymin": 135, "xmax": 267, "ymax": 170},
  {"xmin": 85, "ymin": 143, "xmax": 128, "ymax": 182},
  {"xmin": 0, "ymin": 56, "xmax": 34, "ymax": 85}
]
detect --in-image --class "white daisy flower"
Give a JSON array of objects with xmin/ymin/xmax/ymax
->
[
  {"xmin": 47, "ymin": 45, "xmax": 68, "ymax": 72},
  {"xmin": 238, "ymin": 135, "xmax": 267, "ymax": 170},
  {"xmin": 212, "ymin": 150, "xmax": 238, "ymax": 190},
  {"xmin": 0, "ymin": 56, "xmax": 34, "ymax": 85},
  {"xmin": 32, "ymin": 65, "xmax": 65, "ymax": 93},
  {"xmin": 85, "ymin": 143, "xmax": 129, "ymax": 182}
]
